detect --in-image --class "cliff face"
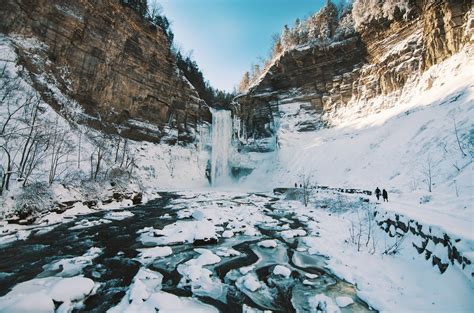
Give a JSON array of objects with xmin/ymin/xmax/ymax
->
[
  {"xmin": 235, "ymin": 1, "xmax": 472, "ymax": 143},
  {"xmin": 0, "ymin": 0, "xmax": 210, "ymax": 144}
]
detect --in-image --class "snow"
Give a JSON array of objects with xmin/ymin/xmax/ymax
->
[
  {"xmin": 0, "ymin": 275, "xmax": 96, "ymax": 313},
  {"xmin": 273, "ymin": 265, "xmax": 292, "ymax": 278},
  {"xmin": 176, "ymin": 249, "xmax": 225, "ymax": 299},
  {"xmin": 140, "ymin": 220, "xmax": 217, "ymax": 245},
  {"xmin": 109, "ymin": 267, "xmax": 218, "ymax": 313},
  {"xmin": 335, "ymin": 296, "xmax": 354, "ymax": 308},
  {"xmin": 136, "ymin": 246, "xmax": 173, "ymax": 264},
  {"xmin": 104, "ymin": 210, "xmax": 134, "ymax": 220},
  {"xmin": 239, "ymin": 46, "xmax": 474, "ymax": 243},
  {"xmin": 309, "ymin": 294, "xmax": 341, "ymax": 313},
  {"xmin": 281, "ymin": 229, "xmax": 307, "ymax": 239},
  {"xmin": 222, "ymin": 230, "xmax": 234, "ymax": 238},
  {"xmin": 41, "ymin": 247, "xmax": 102, "ymax": 277},
  {"xmin": 258, "ymin": 239, "xmax": 278, "ymax": 248},
  {"xmin": 50, "ymin": 276, "xmax": 95, "ymax": 302},
  {"xmin": 284, "ymin": 196, "xmax": 474, "ymax": 312},
  {"xmin": 242, "ymin": 274, "xmax": 261, "ymax": 292},
  {"xmin": 0, "ymin": 292, "xmax": 54, "ymax": 313},
  {"xmin": 215, "ymin": 247, "xmax": 241, "ymax": 257}
]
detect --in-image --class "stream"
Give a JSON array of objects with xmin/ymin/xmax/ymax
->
[{"xmin": 0, "ymin": 192, "xmax": 374, "ymax": 312}]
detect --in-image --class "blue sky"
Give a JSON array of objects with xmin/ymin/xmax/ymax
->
[{"xmin": 158, "ymin": 0, "xmax": 325, "ymax": 92}]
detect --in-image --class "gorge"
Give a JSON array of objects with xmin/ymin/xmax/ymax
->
[{"xmin": 0, "ymin": 1, "xmax": 473, "ymax": 312}]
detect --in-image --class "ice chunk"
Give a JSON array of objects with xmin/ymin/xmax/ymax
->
[
  {"xmin": 335, "ymin": 296, "xmax": 354, "ymax": 308},
  {"xmin": 305, "ymin": 273, "xmax": 319, "ymax": 279},
  {"xmin": 50, "ymin": 276, "xmax": 95, "ymax": 302},
  {"xmin": 137, "ymin": 246, "xmax": 172, "ymax": 264},
  {"xmin": 41, "ymin": 247, "xmax": 102, "ymax": 277},
  {"xmin": 281, "ymin": 229, "xmax": 307, "ymax": 239},
  {"xmin": 104, "ymin": 210, "xmax": 134, "ymax": 220},
  {"xmin": 258, "ymin": 240, "xmax": 277, "ymax": 248},
  {"xmin": 273, "ymin": 265, "xmax": 292, "ymax": 278},
  {"xmin": 308, "ymin": 294, "xmax": 340, "ymax": 313},
  {"xmin": 215, "ymin": 247, "xmax": 241, "ymax": 257},
  {"xmin": 239, "ymin": 266, "xmax": 255, "ymax": 275},
  {"xmin": 1, "ymin": 292, "xmax": 54, "ymax": 313},
  {"xmin": 222, "ymin": 230, "xmax": 234, "ymax": 238},
  {"xmin": 243, "ymin": 275, "xmax": 261, "ymax": 292},
  {"xmin": 147, "ymin": 291, "xmax": 218, "ymax": 313}
]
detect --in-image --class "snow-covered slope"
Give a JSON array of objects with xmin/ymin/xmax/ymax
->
[
  {"xmin": 0, "ymin": 35, "xmax": 211, "ymax": 218},
  {"xmin": 239, "ymin": 46, "xmax": 473, "ymax": 236}
]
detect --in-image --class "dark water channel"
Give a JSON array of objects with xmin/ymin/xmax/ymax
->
[{"xmin": 0, "ymin": 192, "xmax": 375, "ymax": 312}]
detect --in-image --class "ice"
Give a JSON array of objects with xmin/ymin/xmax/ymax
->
[
  {"xmin": 50, "ymin": 276, "xmax": 95, "ymax": 302},
  {"xmin": 239, "ymin": 265, "xmax": 255, "ymax": 275},
  {"xmin": 222, "ymin": 230, "xmax": 234, "ymax": 238},
  {"xmin": 273, "ymin": 265, "xmax": 292, "ymax": 278},
  {"xmin": 0, "ymin": 292, "xmax": 54, "ymax": 313},
  {"xmin": 242, "ymin": 274, "xmax": 261, "ymax": 292},
  {"xmin": 0, "ymin": 275, "xmax": 95, "ymax": 313},
  {"xmin": 281, "ymin": 229, "xmax": 307, "ymax": 239},
  {"xmin": 308, "ymin": 294, "xmax": 341, "ymax": 313},
  {"xmin": 305, "ymin": 273, "xmax": 319, "ymax": 279},
  {"xmin": 109, "ymin": 268, "xmax": 216, "ymax": 312},
  {"xmin": 146, "ymin": 291, "xmax": 218, "ymax": 313},
  {"xmin": 41, "ymin": 247, "xmax": 102, "ymax": 277},
  {"xmin": 136, "ymin": 246, "xmax": 173, "ymax": 264},
  {"xmin": 140, "ymin": 220, "xmax": 217, "ymax": 245},
  {"xmin": 215, "ymin": 247, "xmax": 241, "ymax": 257},
  {"xmin": 104, "ymin": 210, "xmax": 134, "ymax": 220},
  {"xmin": 69, "ymin": 218, "xmax": 111, "ymax": 230},
  {"xmin": 258, "ymin": 239, "xmax": 278, "ymax": 248},
  {"xmin": 176, "ymin": 249, "xmax": 225, "ymax": 300},
  {"xmin": 335, "ymin": 296, "xmax": 354, "ymax": 308}
]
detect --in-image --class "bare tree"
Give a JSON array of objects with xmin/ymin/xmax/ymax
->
[
  {"xmin": 17, "ymin": 97, "xmax": 41, "ymax": 180},
  {"xmin": 0, "ymin": 145, "xmax": 12, "ymax": 194},
  {"xmin": 47, "ymin": 119, "xmax": 74, "ymax": 185},
  {"xmin": 299, "ymin": 172, "xmax": 315, "ymax": 207},
  {"xmin": 421, "ymin": 157, "xmax": 435, "ymax": 192},
  {"xmin": 453, "ymin": 116, "xmax": 467, "ymax": 158}
]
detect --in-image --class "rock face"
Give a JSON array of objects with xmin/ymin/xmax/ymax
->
[
  {"xmin": 0, "ymin": 0, "xmax": 211, "ymax": 143},
  {"xmin": 234, "ymin": 1, "xmax": 472, "ymax": 143}
]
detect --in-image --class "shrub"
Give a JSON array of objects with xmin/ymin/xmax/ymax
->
[{"xmin": 15, "ymin": 182, "xmax": 53, "ymax": 218}]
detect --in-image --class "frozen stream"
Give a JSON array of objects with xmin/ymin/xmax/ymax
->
[{"xmin": 0, "ymin": 192, "xmax": 374, "ymax": 312}]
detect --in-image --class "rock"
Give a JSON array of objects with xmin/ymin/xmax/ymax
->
[
  {"xmin": 0, "ymin": 0, "xmax": 210, "ymax": 143},
  {"xmin": 233, "ymin": 2, "xmax": 470, "ymax": 140},
  {"xmin": 132, "ymin": 192, "xmax": 143, "ymax": 205}
]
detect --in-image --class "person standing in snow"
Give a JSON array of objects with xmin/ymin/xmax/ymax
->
[
  {"xmin": 382, "ymin": 189, "xmax": 388, "ymax": 202},
  {"xmin": 375, "ymin": 187, "xmax": 381, "ymax": 201}
]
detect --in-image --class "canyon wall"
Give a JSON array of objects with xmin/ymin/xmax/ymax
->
[
  {"xmin": 0, "ymin": 0, "xmax": 210, "ymax": 144},
  {"xmin": 234, "ymin": 1, "xmax": 472, "ymax": 143}
]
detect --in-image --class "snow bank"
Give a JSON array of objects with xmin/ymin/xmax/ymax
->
[{"xmin": 0, "ymin": 275, "xmax": 96, "ymax": 313}]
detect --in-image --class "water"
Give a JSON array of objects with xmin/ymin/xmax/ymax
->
[
  {"xmin": 211, "ymin": 109, "xmax": 233, "ymax": 186},
  {"xmin": 0, "ymin": 193, "xmax": 374, "ymax": 312}
]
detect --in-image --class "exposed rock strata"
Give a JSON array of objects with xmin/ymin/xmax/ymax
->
[
  {"xmin": 235, "ymin": 1, "xmax": 472, "ymax": 143},
  {"xmin": 0, "ymin": 0, "xmax": 211, "ymax": 143}
]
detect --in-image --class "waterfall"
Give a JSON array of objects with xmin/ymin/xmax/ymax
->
[{"xmin": 210, "ymin": 109, "xmax": 232, "ymax": 186}]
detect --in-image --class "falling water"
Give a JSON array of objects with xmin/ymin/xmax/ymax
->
[{"xmin": 211, "ymin": 109, "xmax": 233, "ymax": 186}]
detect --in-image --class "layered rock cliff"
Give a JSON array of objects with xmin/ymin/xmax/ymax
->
[
  {"xmin": 234, "ymin": 1, "xmax": 472, "ymax": 145},
  {"xmin": 0, "ymin": 0, "xmax": 210, "ymax": 144}
]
